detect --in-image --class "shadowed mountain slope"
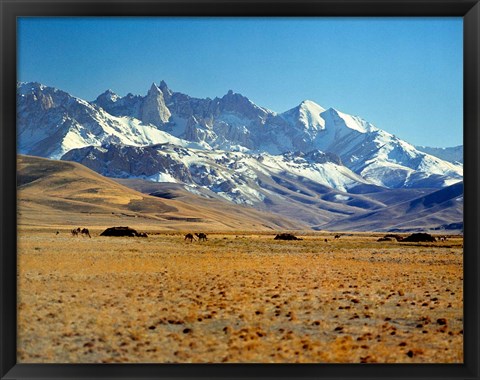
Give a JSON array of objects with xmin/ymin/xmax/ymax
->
[{"xmin": 318, "ymin": 182, "xmax": 463, "ymax": 233}]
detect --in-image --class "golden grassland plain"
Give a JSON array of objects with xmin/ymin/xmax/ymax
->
[{"xmin": 17, "ymin": 228, "xmax": 463, "ymax": 363}]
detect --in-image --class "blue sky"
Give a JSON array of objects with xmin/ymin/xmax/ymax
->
[{"xmin": 17, "ymin": 17, "xmax": 462, "ymax": 147}]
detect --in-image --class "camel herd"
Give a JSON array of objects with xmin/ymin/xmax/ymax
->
[
  {"xmin": 68, "ymin": 227, "xmax": 208, "ymax": 241},
  {"xmin": 71, "ymin": 227, "xmax": 91, "ymax": 238},
  {"xmin": 65, "ymin": 228, "xmax": 451, "ymax": 245},
  {"xmin": 184, "ymin": 233, "xmax": 208, "ymax": 242}
]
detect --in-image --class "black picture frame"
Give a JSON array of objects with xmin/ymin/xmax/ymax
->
[{"xmin": 1, "ymin": 1, "xmax": 479, "ymax": 379}]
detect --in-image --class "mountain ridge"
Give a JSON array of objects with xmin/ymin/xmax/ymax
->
[
  {"xmin": 17, "ymin": 81, "xmax": 463, "ymax": 231},
  {"xmin": 18, "ymin": 80, "xmax": 462, "ymax": 188},
  {"xmin": 415, "ymin": 145, "xmax": 463, "ymax": 164}
]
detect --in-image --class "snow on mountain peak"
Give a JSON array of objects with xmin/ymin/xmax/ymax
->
[
  {"xmin": 299, "ymin": 100, "xmax": 326, "ymax": 114},
  {"xmin": 321, "ymin": 107, "xmax": 377, "ymax": 134},
  {"xmin": 298, "ymin": 100, "xmax": 327, "ymax": 129},
  {"xmin": 279, "ymin": 99, "xmax": 326, "ymax": 133}
]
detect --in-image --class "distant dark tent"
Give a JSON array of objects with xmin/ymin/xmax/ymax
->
[
  {"xmin": 402, "ymin": 233, "xmax": 436, "ymax": 242},
  {"xmin": 100, "ymin": 226, "xmax": 142, "ymax": 237},
  {"xmin": 274, "ymin": 233, "xmax": 302, "ymax": 241}
]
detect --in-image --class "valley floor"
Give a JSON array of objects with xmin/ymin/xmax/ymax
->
[{"xmin": 17, "ymin": 228, "xmax": 463, "ymax": 363}]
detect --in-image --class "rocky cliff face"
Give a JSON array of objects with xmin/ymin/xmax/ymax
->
[
  {"xmin": 62, "ymin": 144, "xmax": 192, "ymax": 182},
  {"xmin": 140, "ymin": 83, "xmax": 172, "ymax": 126}
]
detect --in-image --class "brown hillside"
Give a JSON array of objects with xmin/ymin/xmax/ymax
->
[{"xmin": 17, "ymin": 155, "xmax": 303, "ymax": 231}]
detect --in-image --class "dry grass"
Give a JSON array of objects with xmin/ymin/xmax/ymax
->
[{"xmin": 17, "ymin": 229, "xmax": 463, "ymax": 363}]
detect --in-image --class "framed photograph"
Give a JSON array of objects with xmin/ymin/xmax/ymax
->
[{"xmin": 1, "ymin": 0, "xmax": 479, "ymax": 379}]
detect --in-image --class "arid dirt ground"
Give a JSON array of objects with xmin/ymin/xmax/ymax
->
[{"xmin": 17, "ymin": 228, "xmax": 463, "ymax": 363}]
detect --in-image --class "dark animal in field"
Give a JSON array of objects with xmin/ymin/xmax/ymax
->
[
  {"xmin": 81, "ymin": 228, "xmax": 91, "ymax": 238},
  {"xmin": 324, "ymin": 239, "xmax": 328, "ymax": 243},
  {"xmin": 71, "ymin": 227, "xmax": 91, "ymax": 238},
  {"xmin": 184, "ymin": 233, "xmax": 196, "ymax": 242},
  {"xmin": 334, "ymin": 234, "xmax": 341, "ymax": 239},
  {"xmin": 402, "ymin": 233, "xmax": 436, "ymax": 243},
  {"xmin": 274, "ymin": 233, "xmax": 302, "ymax": 241},
  {"xmin": 100, "ymin": 226, "xmax": 142, "ymax": 237},
  {"xmin": 56, "ymin": 231, "xmax": 59, "ymax": 235},
  {"xmin": 195, "ymin": 233, "xmax": 208, "ymax": 241},
  {"xmin": 377, "ymin": 237, "xmax": 393, "ymax": 242}
]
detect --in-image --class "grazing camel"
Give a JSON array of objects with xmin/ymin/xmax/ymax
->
[
  {"xmin": 195, "ymin": 233, "xmax": 208, "ymax": 241},
  {"xmin": 71, "ymin": 227, "xmax": 91, "ymax": 238},
  {"xmin": 81, "ymin": 228, "xmax": 91, "ymax": 238},
  {"xmin": 184, "ymin": 233, "xmax": 196, "ymax": 242}
]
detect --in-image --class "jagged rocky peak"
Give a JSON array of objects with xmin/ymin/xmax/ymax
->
[
  {"xmin": 216, "ymin": 89, "xmax": 270, "ymax": 120},
  {"xmin": 95, "ymin": 89, "xmax": 120, "ymax": 105},
  {"xmin": 148, "ymin": 82, "xmax": 162, "ymax": 95},
  {"xmin": 17, "ymin": 81, "xmax": 46, "ymax": 94},
  {"xmin": 102, "ymin": 88, "xmax": 117, "ymax": 96},
  {"xmin": 17, "ymin": 82, "xmax": 73, "ymax": 111},
  {"xmin": 92, "ymin": 89, "xmax": 144, "ymax": 119},
  {"xmin": 159, "ymin": 80, "xmax": 172, "ymax": 98},
  {"xmin": 140, "ymin": 82, "xmax": 172, "ymax": 126},
  {"xmin": 222, "ymin": 89, "xmax": 249, "ymax": 104}
]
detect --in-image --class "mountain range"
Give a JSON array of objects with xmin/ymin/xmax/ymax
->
[{"xmin": 16, "ymin": 81, "xmax": 463, "ymax": 232}]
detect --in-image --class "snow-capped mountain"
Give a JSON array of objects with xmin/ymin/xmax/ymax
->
[
  {"xmin": 17, "ymin": 82, "xmax": 208, "ymax": 159},
  {"xmin": 94, "ymin": 85, "xmax": 272, "ymax": 153},
  {"xmin": 17, "ymin": 81, "xmax": 463, "ymax": 230},
  {"xmin": 91, "ymin": 81, "xmax": 462, "ymax": 189},
  {"xmin": 265, "ymin": 103, "xmax": 463, "ymax": 188},
  {"xmin": 61, "ymin": 143, "xmax": 367, "ymax": 205},
  {"xmin": 63, "ymin": 142, "xmax": 427, "ymax": 226}
]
